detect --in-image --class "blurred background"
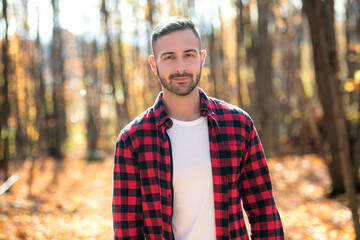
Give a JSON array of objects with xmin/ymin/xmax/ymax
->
[{"xmin": 0, "ymin": 0, "xmax": 360, "ymax": 239}]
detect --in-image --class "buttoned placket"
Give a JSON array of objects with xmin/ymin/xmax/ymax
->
[
  {"xmin": 206, "ymin": 113, "xmax": 229, "ymax": 239},
  {"xmin": 158, "ymin": 121, "xmax": 175, "ymax": 240}
]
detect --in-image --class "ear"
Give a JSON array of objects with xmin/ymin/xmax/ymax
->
[
  {"xmin": 200, "ymin": 50, "xmax": 207, "ymax": 68},
  {"xmin": 148, "ymin": 55, "xmax": 158, "ymax": 75}
]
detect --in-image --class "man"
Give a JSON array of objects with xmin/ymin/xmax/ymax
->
[{"xmin": 113, "ymin": 16, "xmax": 284, "ymax": 240}]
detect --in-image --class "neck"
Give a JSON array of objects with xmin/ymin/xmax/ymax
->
[{"xmin": 162, "ymin": 88, "xmax": 201, "ymax": 121}]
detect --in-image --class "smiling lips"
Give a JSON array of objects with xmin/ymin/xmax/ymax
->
[
  {"xmin": 170, "ymin": 73, "xmax": 193, "ymax": 83},
  {"xmin": 173, "ymin": 76, "xmax": 190, "ymax": 82}
]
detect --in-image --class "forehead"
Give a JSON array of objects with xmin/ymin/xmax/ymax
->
[{"xmin": 153, "ymin": 29, "xmax": 201, "ymax": 57}]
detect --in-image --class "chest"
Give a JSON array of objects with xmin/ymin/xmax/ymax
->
[{"xmin": 136, "ymin": 123, "xmax": 245, "ymax": 189}]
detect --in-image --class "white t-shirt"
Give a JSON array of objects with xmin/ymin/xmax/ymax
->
[{"xmin": 166, "ymin": 116, "xmax": 216, "ymax": 240}]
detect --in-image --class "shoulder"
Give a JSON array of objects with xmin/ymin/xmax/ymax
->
[
  {"xmin": 117, "ymin": 106, "xmax": 157, "ymax": 145},
  {"xmin": 206, "ymin": 97, "xmax": 258, "ymax": 147},
  {"xmin": 206, "ymin": 96, "xmax": 253, "ymax": 125}
]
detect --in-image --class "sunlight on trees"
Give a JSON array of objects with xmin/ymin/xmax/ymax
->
[{"xmin": 0, "ymin": 0, "xmax": 360, "ymax": 239}]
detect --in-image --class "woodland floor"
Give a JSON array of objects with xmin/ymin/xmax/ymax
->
[{"xmin": 0, "ymin": 152, "xmax": 355, "ymax": 240}]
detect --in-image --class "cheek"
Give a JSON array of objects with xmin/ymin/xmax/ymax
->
[
  {"xmin": 156, "ymin": 65, "xmax": 171, "ymax": 78},
  {"xmin": 158, "ymin": 63, "xmax": 175, "ymax": 74},
  {"xmin": 187, "ymin": 59, "xmax": 202, "ymax": 71}
]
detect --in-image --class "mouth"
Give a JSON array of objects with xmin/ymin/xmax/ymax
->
[
  {"xmin": 173, "ymin": 76, "xmax": 190, "ymax": 82},
  {"xmin": 170, "ymin": 73, "xmax": 193, "ymax": 83}
]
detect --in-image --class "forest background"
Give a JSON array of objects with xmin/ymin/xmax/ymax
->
[{"xmin": 1, "ymin": 0, "xmax": 360, "ymax": 239}]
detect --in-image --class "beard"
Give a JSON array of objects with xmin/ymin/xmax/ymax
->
[{"xmin": 156, "ymin": 66, "xmax": 202, "ymax": 96}]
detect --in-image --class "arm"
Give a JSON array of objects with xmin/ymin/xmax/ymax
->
[
  {"xmin": 113, "ymin": 133, "xmax": 144, "ymax": 239},
  {"xmin": 239, "ymin": 120, "xmax": 284, "ymax": 239}
]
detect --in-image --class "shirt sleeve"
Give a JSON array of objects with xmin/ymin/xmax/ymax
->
[
  {"xmin": 113, "ymin": 133, "xmax": 145, "ymax": 239},
  {"xmin": 239, "ymin": 120, "xmax": 284, "ymax": 239}
]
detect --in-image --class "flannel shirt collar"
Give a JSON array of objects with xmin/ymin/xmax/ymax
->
[{"xmin": 153, "ymin": 87, "xmax": 214, "ymax": 128}]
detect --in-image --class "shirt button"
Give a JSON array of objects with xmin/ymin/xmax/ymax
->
[
  {"xmin": 166, "ymin": 164, "xmax": 170, "ymax": 169},
  {"xmin": 168, "ymin": 194, "xmax": 172, "ymax": 198}
]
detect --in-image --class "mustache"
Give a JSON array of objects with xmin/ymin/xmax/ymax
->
[{"xmin": 169, "ymin": 72, "xmax": 193, "ymax": 80}]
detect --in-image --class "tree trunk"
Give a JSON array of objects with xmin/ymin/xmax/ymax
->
[
  {"xmin": 346, "ymin": 0, "xmax": 360, "ymax": 190},
  {"xmin": 116, "ymin": 0, "xmax": 130, "ymax": 125},
  {"xmin": 252, "ymin": 0, "xmax": 276, "ymax": 156},
  {"xmin": 218, "ymin": 8, "xmax": 229, "ymax": 102},
  {"xmin": 235, "ymin": 0, "xmax": 244, "ymax": 107},
  {"xmin": 101, "ymin": 0, "xmax": 122, "ymax": 131},
  {"xmin": 15, "ymin": 75, "xmax": 26, "ymax": 160},
  {"xmin": 21, "ymin": 0, "xmax": 37, "ymax": 197},
  {"xmin": 82, "ymin": 38, "xmax": 101, "ymax": 161},
  {"xmin": 49, "ymin": 0, "xmax": 66, "ymax": 160},
  {"xmin": 0, "ymin": 0, "xmax": 10, "ymax": 182},
  {"xmin": 130, "ymin": 0, "xmax": 141, "ymax": 114},
  {"xmin": 345, "ymin": 1, "xmax": 358, "ymax": 80},
  {"xmin": 303, "ymin": 0, "xmax": 344, "ymax": 194},
  {"xmin": 208, "ymin": 24, "xmax": 218, "ymax": 98},
  {"xmin": 303, "ymin": 0, "xmax": 360, "ymax": 238},
  {"xmin": 91, "ymin": 40, "xmax": 101, "ymax": 154},
  {"xmin": 291, "ymin": 20, "xmax": 322, "ymax": 152},
  {"xmin": 34, "ymin": 5, "xmax": 48, "ymax": 154},
  {"xmin": 146, "ymin": 0, "xmax": 161, "ymax": 99}
]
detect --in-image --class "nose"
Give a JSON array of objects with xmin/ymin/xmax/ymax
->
[{"xmin": 175, "ymin": 58, "xmax": 186, "ymax": 74}]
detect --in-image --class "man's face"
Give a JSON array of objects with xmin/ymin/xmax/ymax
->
[{"xmin": 149, "ymin": 29, "xmax": 207, "ymax": 96}]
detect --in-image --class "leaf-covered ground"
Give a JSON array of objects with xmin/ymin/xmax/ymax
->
[{"xmin": 0, "ymin": 152, "xmax": 355, "ymax": 239}]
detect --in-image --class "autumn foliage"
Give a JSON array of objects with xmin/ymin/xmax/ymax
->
[
  {"xmin": 0, "ymin": 152, "xmax": 354, "ymax": 239},
  {"xmin": 1, "ymin": 0, "xmax": 360, "ymax": 239}
]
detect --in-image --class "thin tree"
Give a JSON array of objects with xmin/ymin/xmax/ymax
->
[
  {"xmin": 296, "ymin": 10, "xmax": 323, "ymax": 154},
  {"xmin": 208, "ymin": 24, "xmax": 218, "ymax": 98},
  {"xmin": 100, "ymin": 0, "xmax": 122, "ymax": 131},
  {"xmin": 0, "ymin": 0, "xmax": 10, "ymax": 182},
  {"xmin": 34, "ymin": 5, "xmax": 48, "ymax": 155},
  {"xmin": 218, "ymin": 8, "xmax": 229, "ymax": 102},
  {"xmin": 115, "ymin": 0, "xmax": 130, "ymax": 125},
  {"xmin": 129, "ymin": 0, "xmax": 142, "ymax": 114},
  {"xmin": 235, "ymin": 0, "xmax": 244, "ymax": 106},
  {"xmin": 302, "ymin": 0, "xmax": 345, "ymax": 195},
  {"xmin": 48, "ymin": 0, "xmax": 67, "ymax": 186},
  {"xmin": 346, "ymin": 0, "xmax": 360, "ymax": 189},
  {"xmin": 28, "ymin": 5, "xmax": 46, "ymax": 197},
  {"xmin": 21, "ymin": 0, "xmax": 37, "ymax": 197},
  {"xmin": 146, "ymin": 0, "xmax": 161, "ymax": 99},
  {"xmin": 354, "ymin": 2, "xmax": 360, "ymax": 191},
  {"xmin": 292, "ymin": 12, "xmax": 323, "ymax": 153},
  {"xmin": 49, "ymin": 0, "xmax": 67, "ymax": 160},
  {"xmin": 251, "ymin": 0, "xmax": 276, "ymax": 156},
  {"xmin": 81, "ymin": 38, "xmax": 102, "ymax": 161}
]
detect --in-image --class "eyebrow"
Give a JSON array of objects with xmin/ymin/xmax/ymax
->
[
  {"xmin": 160, "ymin": 51, "xmax": 175, "ymax": 58},
  {"xmin": 160, "ymin": 49, "xmax": 199, "ymax": 58},
  {"xmin": 184, "ymin": 49, "xmax": 198, "ymax": 54}
]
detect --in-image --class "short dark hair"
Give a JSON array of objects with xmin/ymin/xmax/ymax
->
[{"xmin": 150, "ymin": 16, "xmax": 201, "ymax": 54}]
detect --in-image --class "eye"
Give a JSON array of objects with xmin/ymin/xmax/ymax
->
[
  {"xmin": 185, "ymin": 53, "xmax": 195, "ymax": 58},
  {"xmin": 164, "ymin": 55, "xmax": 174, "ymax": 60}
]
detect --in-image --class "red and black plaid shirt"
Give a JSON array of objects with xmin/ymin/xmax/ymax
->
[{"xmin": 113, "ymin": 88, "xmax": 284, "ymax": 240}]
